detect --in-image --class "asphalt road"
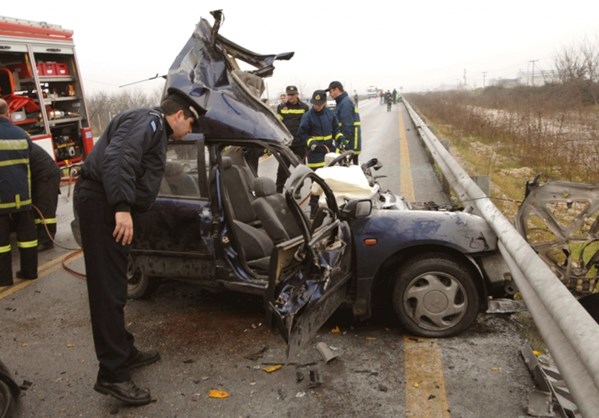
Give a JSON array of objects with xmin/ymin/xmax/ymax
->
[{"xmin": 0, "ymin": 98, "xmax": 536, "ymax": 417}]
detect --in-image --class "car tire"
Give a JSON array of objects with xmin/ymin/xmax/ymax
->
[
  {"xmin": 0, "ymin": 360, "xmax": 19, "ymax": 418},
  {"xmin": 392, "ymin": 253, "xmax": 480, "ymax": 338},
  {"xmin": 127, "ymin": 258, "xmax": 160, "ymax": 300}
]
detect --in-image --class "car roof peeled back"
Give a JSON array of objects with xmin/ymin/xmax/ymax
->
[{"xmin": 165, "ymin": 12, "xmax": 294, "ymax": 144}]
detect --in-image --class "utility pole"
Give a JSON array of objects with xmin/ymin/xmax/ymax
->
[
  {"xmin": 482, "ymin": 71, "xmax": 487, "ymax": 88},
  {"xmin": 463, "ymin": 69, "xmax": 467, "ymax": 89},
  {"xmin": 529, "ymin": 59, "xmax": 538, "ymax": 86}
]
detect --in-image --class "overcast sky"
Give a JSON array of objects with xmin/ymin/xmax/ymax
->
[{"xmin": 2, "ymin": 0, "xmax": 598, "ymax": 99}]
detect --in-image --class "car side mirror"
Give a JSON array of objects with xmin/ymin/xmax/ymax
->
[{"xmin": 341, "ymin": 199, "xmax": 372, "ymax": 219}]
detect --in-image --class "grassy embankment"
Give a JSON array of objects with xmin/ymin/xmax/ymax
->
[{"xmin": 405, "ymin": 86, "xmax": 599, "ymax": 221}]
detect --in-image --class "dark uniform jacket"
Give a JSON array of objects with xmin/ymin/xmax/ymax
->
[
  {"xmin": 0, "ymin": 116, "xmax": 33, "ymax": 214},
  {"xmin": 277, "ymin": 100, "xmax": 309, "ymax": 147},
  {"xmin": 298, "ymin": 107, "xmax": 344, "ymax": 169},
  {"xmin": 334, "ymin": 91, "xmax": 361, "ymax": 154},
  {"xmin": 30, "ymin": 142, "xmax": 61, "ymax": 182},
  {"xmin": 81, "ymin": 108, "xmax": 168, "ymax": 213}
]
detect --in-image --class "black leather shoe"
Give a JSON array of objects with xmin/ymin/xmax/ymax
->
[
  {"xmin": 0, "ymin": 280, "xmax": 13, "ymax": 286},
  {"xmin": 16, "ymin": 271, "xmax": 37, "ymax": 280},
  {"xmin": 94, "ymin": 379, "xmax": 151, "ymax": 406},
  {"xmin": 127, "ymin": 350, "xmax": 161, "ymax": 370}
]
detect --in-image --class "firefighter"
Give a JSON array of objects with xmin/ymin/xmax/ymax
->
[
  {"xmin": 275, "ymin": 85, "xmax": 309, "ymax": 192},
  {"xmin": 298, "ymin": 90, "xmax": 345, "ymax": 217},
  {"xmin": 30, "ymin": 142, "xmax": 62, "ymax": 251},
  {"xmin": 326, "ymin": 81, "xmax": 362, "ymax": 164},
  {"xmin": 74, "ymin": 91, "xmax": 202, "ymax": 406},
  {"xmin": 0, "ymin": 98, "xmax": 38, "ymax": 286}
]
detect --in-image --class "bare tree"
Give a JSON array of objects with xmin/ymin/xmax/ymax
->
[
  {"xmin": 554, "ymin": 38, "xmax": 599, "ymax": 105},
  {"xmin": 88, "ymin": 87, "xmax": 163, "ymax": 136}
]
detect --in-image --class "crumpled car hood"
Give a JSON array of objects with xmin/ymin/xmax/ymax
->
[{"xmin": 165, "ymin": 10, "xmax": 294, "ymax": 142}]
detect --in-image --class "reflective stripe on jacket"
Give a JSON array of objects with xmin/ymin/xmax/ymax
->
[
  {"xmin": 298, "ymin": 107, "xmax": 344, "ymax": 169},
  {"xmin": 334, "ymin": 91, "xmax": 361, "ymax": 153},
  {"xmin": 277, "ymin": 100, "xmax": 309, "ymax": 147},
  {"xmin": 0, "ymin": 117, "xmax": 33, "ymax": 214}
]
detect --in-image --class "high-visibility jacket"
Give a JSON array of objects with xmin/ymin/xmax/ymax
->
[
  {"xmin": 334, "ymin": 91, "xmax": 361, "ymax": 154},
  {"xmin": 298, "ymin": 107, "xmax": 344, "ymax": 169},
  {"xmin": 0, "ymin": 117, "xmax": 33, "ymax": 214},
  {"xmin": 277, "ymin": 100, "xmax": 309, "ymax": 147}
]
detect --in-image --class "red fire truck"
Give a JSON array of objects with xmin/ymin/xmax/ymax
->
[{"xmin": 0, "ymin": 16, "xmax": 93, "ymax": 173}]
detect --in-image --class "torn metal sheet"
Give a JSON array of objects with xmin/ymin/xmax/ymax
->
[
  {"xmin": 521, "ymin": 343, "xmax": 582, "ymax": 418},
  {"xmin": 486, "ymin": 298, "xmax": 528, "ymax": 314},
  {"xmin": 527, "ymin": 389, "xmax": 554, "ymax": 417},
  {"xmin": 516, "ymin": 177, "xmax": 599, "ymax": 294}
]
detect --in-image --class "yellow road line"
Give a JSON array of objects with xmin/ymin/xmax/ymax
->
[
  {"xmin": 0, "ymin": 251, "xmax": 83, "ymax": 299},
  {"xmin": 404, "ymin": 338, "xmax": 450, "ymax": 417},
  {"xmin": 399, "ymin": 109, "xmax": 450, "ymax": 417},
  {"xmin": 399, "ymin": 110, "xmax": 415, "ymax": 201}
]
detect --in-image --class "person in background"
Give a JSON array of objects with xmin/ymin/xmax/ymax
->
[
  {"xmin": 326, "ymin": 81, "xmax": 361, "ymax": 164},
  {"xmin": 275, "ymin": 85, "xmax": 309, "ymax": 193},
  {"xmin": 75, "ymin": 91, "xmax": 202, "ymax": 406},
  {"xmin": 353, "ymin": 91, "xmax": 359, "ymax": 107},
  {"xmin": 277, "ymin": 93, "xmax": 287, "ymax": 111},
  {"xmin": 0, "ymin": 98, "xmax": 37, "ymax": 286},
  {"xmin": 29, "ymin": 142, "xmax": 62, "ymax": 251},
  {"xmin": 298, "ymin": 90, "xmax": 345, "ymax": 217}
]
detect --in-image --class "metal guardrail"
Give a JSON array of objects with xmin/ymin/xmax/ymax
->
[{"xmin": 403, "ymin": 99, "xmax": 599, "ymax": 417}]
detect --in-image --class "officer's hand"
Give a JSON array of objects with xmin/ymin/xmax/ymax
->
[{"xmin": 114, "ymin": 211, "xmax": 133, "ymax": 245}]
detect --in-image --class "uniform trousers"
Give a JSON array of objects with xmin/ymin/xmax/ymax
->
[
  {"xmin": 33, "ymin": 171, "xmax": 62, "ymax": 244},
  {"xmin": 0, "ymin": 210, "xmax": 38, "ymax": 284},
  {"xmin": 75, "ymin": 179, "xmax": 137, "ymax": 383}
]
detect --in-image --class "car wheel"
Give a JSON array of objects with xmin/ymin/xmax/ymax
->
[
  {"xmin": 0, "ymin": 360, "xmax": 19, "ymax": 418},
  {"xmin": 127, "ymin": 258, "xmax": 160, "ymax": 299},
  {"xmin": 392, "ymin": 253, "xmax": 480, "ymax": 337}
]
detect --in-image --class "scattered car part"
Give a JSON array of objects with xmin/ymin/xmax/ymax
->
[
  {"xmin": 516, "ymin": 177, "xmax": 599, "ymax": 294},
  {"xmin": 521, "ymin": 343, "xmax": 581, "ymax": 418}
]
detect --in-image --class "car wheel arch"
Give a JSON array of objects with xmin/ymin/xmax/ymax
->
[{"xmin": 366, "ymin": 245, "xmax": 489, "ymax": 318}]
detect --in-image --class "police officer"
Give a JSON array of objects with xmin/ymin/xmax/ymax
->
[
  {"xmin": 0, "ymin": 98, "xmax": 38, "ymax": 285},
  {"xmin": 298, "ymin": 90, "xmax": 345, "ymax": 217},
  {"xmin": 29, "ymin": 142, "xmax": 62, "ymax": 251},
  {"xmin": 275, "ymin": 85, "xmax": 309, "ymax": 192},
  {"xmin": 75, "ymin": 90, "xmax": 202, "ymax": 406},
  {"xmin": 326, "ymin": 81, "xmax": 362, "ymax": 164}
]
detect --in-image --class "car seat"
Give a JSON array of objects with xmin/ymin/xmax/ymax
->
[{"xmin": 251, "ymin": 177, "xmax": 304, "ymax": 244}]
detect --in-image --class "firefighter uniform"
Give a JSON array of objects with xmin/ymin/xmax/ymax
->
[
  {"xmin": 30, "ymin": 142, "xmax": 62, "ymax": 250},
  {"xmin": 298, "ymin": 92, "xmax": 344, "ymax": 170},
  {"xmin": 333, "ymin": 90, "xmax": 361, "ymax": 163},
  {"xmin": 75, "ymin": 107, "xmax": 168, "ymax": 383},
  {"xmin": 0, "ymin": 114, "xmax": 38, "ymax": 285},
  {"xmin": 298, "ymin": 90, "xmax": 345, "ymax": 217},
  {"xmin": 275, "ymin": 85, "xmax": 309, "ymax": 192}
]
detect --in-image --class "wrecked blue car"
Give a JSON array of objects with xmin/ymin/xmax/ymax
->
[{"xmin": 83, "ymin": 11, "xmax": 512, "ymax": 353}]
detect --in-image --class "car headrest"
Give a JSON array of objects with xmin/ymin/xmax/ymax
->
[
  {"xmin": 253, "ymin": 177, "xmax": 277, "ymax": 197},
  {"xmin": 221, "ymin": 157, "xmax": 233, "ymax": 169}
]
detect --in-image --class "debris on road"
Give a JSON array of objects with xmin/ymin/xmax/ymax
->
[
  {"xmin": 308, "ymin": 369, "xmax": 322, "ymax": 389},
  {"xmin": 487, "ymin": 298, "xmax": 528, "ymax": 314},
  {"xmin": 244, "ymin": 346, "xmax": 268, "ymax": 361},
  {"xmin": 316, "ymin": 342, "xmax": 338, "ymax": 363},
  {"xmin": 521, "ymin": 343, "xmax": 580, "ymax": 417},
  {"xmin": 262, "ymin": 364, "xmax": 283, "ymax": 373},
  {"xmin": 208, "ymin": 389, "xmax": 229, "ymax": 399}
]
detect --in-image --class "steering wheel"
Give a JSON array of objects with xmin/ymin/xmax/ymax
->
[{"xmin": 328, "ymin": 150, "xmax": 355, "ymax": 167}]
